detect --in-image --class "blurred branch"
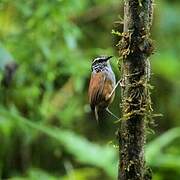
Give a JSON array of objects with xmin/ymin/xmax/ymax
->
[
  {"xmin": 1, "ymin": 62, "xmax": 18, "ymax": 87},
  {"xmin": 0, "ymin": 45, "xmax": 18, "ymax": 87}
]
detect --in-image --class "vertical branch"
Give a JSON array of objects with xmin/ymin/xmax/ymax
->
[{"xmin": 118, "ymin": 0, "xmax": 154, "ymax": 180}]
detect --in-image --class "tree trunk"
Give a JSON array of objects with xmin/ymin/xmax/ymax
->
[{"xmin": 118, "ymin": 0, "xmax": 154, "ymax": 180}]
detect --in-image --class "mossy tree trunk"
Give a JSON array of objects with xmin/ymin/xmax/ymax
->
[{"xmin": 118, "ymin": 0, "xmax": 154, "ymax": 180}]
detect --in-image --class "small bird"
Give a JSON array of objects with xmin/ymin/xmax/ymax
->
[{"xmin": 88, "ymin": 55, "xmax": 120, "ymax": 122}]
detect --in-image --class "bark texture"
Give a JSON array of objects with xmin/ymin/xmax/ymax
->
[{"xmin": 118, "ymin": 0, "xmax": 153, "ymax": 180}]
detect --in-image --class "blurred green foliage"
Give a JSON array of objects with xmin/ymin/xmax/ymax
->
[{"xmin": 0, "ymin": 0, "xmax": 180, "ymax": 180}]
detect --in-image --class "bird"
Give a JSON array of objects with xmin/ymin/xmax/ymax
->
[{"xmin": 88, "ymin": 55, "xmax": 120, "ymax": 122}]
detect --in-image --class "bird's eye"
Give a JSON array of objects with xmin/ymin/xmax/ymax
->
[
  {"xmin": 98, "ymin": 59, "xmax": 104, "ymax": 63},
  {"xmin": 98, "ymin": 58, "xmax": 107, "ymax": 63}
]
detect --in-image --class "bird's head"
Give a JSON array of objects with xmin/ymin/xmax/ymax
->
[{"xmin": 91, "ymin": 55, "xmax": 113, "ymax": 71}]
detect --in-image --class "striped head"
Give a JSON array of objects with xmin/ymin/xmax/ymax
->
[{"xmin": 91, "ymin": 55, "xmax": 113, "ymax": 72}]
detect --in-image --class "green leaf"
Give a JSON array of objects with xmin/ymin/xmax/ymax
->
[{"xmin": 0, "ymin": 107, "xmax": 117, "ymax": 178}]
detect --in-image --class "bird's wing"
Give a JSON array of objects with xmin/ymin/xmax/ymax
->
[{"xmin": 88, "ymin": 72, "xmax": 106, "ymax": 110}]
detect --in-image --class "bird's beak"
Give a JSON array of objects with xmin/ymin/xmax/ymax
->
[{"xmin": 106, "ymin": 56, "xmax": 113, "ymax": 61}]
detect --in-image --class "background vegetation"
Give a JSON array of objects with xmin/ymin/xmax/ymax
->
[{"xmin": 0, "ymin": 0, "xmax": 179, "ymax": 179}]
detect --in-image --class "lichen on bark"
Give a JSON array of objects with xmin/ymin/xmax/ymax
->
[{"xmin": 117, "ymin": 0, "xmax": 154, "ymax": 180}]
